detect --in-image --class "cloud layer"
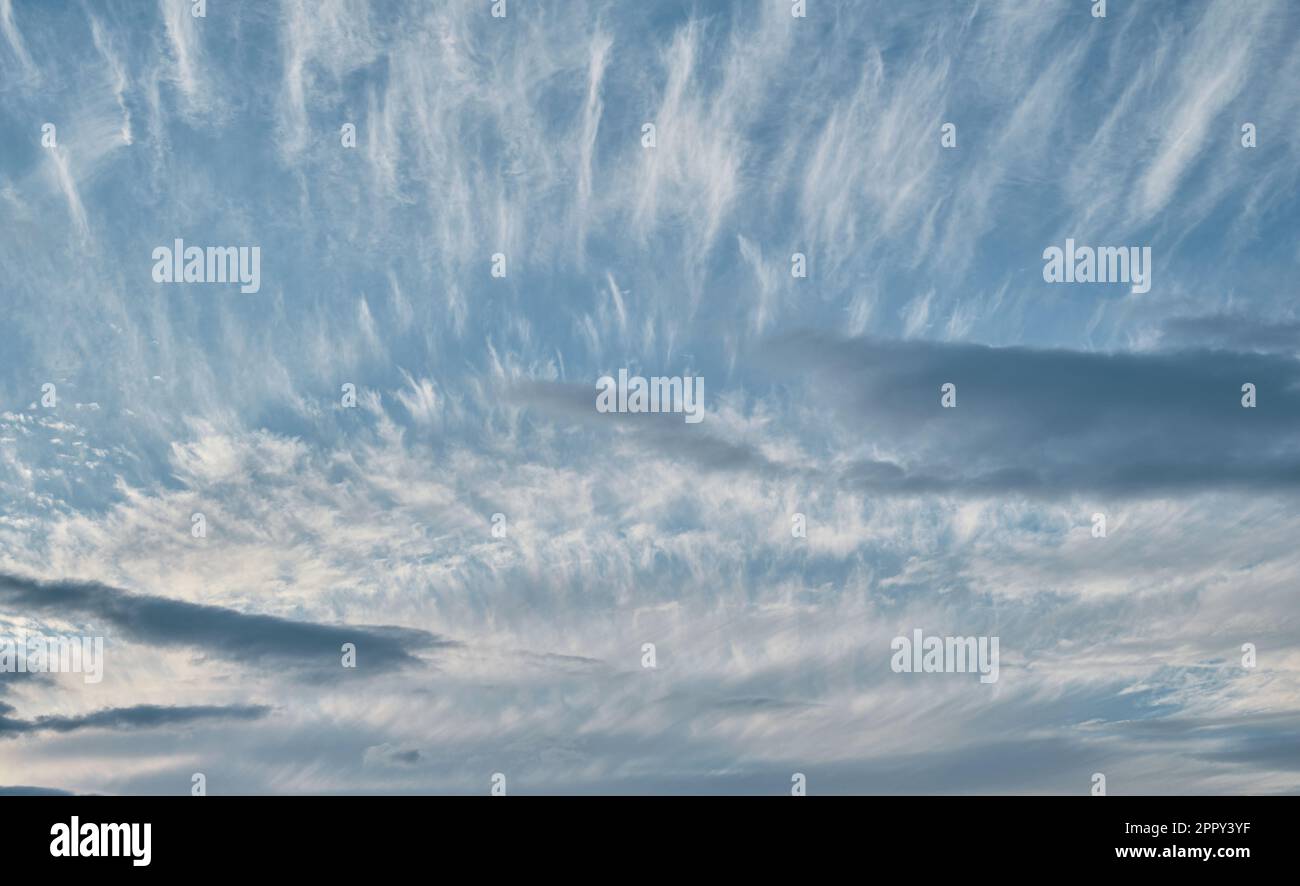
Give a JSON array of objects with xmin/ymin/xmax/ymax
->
[{"xmin": 0, "ymin": 0, "xmax": 1297, "ymax": 795}]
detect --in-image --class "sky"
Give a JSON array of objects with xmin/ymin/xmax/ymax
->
[{"xmin": 1, "ymin": 0, "xmax": 1298, "ymax": 795}]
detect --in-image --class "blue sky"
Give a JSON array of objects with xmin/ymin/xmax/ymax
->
[{"xmin": 1, "ymin": 0, "xmax": 1298, "ymax": 794}]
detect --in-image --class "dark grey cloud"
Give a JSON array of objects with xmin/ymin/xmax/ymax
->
[
  {"xmin": 765, "ymin": 332, "xmax": 1300, "ymax": 497},
  {"xmin": 0, "ymin": 668, "xmax": 47, "ymax": 697},
  {"xmin": 0, "ymin": 572, "xmax": 459, "ymax": 674},
  {"xmin": 1163, "ymin": 314, "xmax": 1300, "ymax": 355},
  {"xmin": 510, "ymin": 379, "xmax": 794, "ymax": 477},
  {"xmin": 519, "ymin": 650, "xmax": 610, "ymax": 674},
  {"xmin": 1199, "ymin": 732, "xmax": 1300, "ymax": 771},
  {"xmin": 0, "ymin": 785, "xmax": 76, "ymax": 796},
  {"xmin": 514, "ymin": 338, "xmax": 1300, "ymax": 498},
  {"xmin": 361, "ymin": 745, "xmax": 423, "ymax": 767},
  {"xmin": 0, "ymin": 701, "xmax": 270, "ymax": 739}
]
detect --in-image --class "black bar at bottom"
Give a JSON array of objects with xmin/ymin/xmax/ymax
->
[{"xmin": 2, "ymin": 796, "xmax": 1290, "ymax": 872}]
